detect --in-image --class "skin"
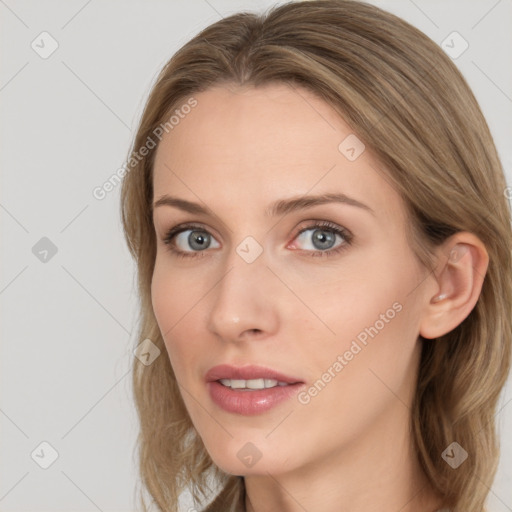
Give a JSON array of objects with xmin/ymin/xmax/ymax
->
[{"xmin": 150, "ymin": 83, "xmax": 488, "ymax": 512}]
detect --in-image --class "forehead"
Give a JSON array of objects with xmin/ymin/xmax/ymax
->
[
  {"xmin": 154, "ymin": 82, "xmax": 345, "ymax": 171},
  {"xmin": 152, "ymin": 83, "xmax": 402, "ymax": 221}
]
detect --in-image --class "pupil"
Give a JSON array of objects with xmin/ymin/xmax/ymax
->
[
  {"xmin": 189, "ymin": 231, "xmax": 210, "ymax": 250},
  {"xmin": 313, "ymin": 229, "xmax": 335, "ymax": 250}
]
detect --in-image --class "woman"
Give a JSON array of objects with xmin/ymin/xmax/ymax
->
[{"xmin": 120, "ymin": 1, "xmax": 512, "ymax": 511}]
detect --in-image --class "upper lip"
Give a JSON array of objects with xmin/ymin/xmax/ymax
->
[{"xmin": 205, "ymin": 364, "xmax": 303, "ymax": 384}]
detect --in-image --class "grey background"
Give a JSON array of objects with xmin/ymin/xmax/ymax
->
[{"xmin": 1, "ymin": 0, "xmax": 511, "ymax": 510}]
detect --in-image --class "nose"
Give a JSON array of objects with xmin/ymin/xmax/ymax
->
[{"xmin": 206, "ymin": 248, "xmax": 280, "ymax": 343}]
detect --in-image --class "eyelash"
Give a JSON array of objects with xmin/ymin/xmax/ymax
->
[{"xmin": 161, "ymin": 221, "xmax": 353, "ymax": 259}]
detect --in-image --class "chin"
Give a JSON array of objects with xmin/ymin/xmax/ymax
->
[
  {"xmin": 212, "ymin": 458, "xmax": 276, "ymax": 477},
  {"xmin": 204, "ymin": 439, "xmax": 292, "ymax": 477}
]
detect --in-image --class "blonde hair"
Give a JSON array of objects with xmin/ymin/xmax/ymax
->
[{"xmin": 120, "ymin": 1, "xmax": 512, "ymax": 511}]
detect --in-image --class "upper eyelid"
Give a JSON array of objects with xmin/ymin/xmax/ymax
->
[
  {"xmin": 164, "ymin": 222, "xmax": 219, "ymax": 240},
  {"xmin": 166, "ymin": 220, "xmax": 346, "ymax": 234}
]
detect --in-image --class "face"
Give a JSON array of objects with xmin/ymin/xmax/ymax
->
[{"xmin": 151, "ymin": 83, "xmax": 429, "ymax": 476}]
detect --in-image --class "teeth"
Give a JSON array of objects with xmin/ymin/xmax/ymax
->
[{"xmin": 219, "ymin": 378, "xmax": 289, "ymax": 390}]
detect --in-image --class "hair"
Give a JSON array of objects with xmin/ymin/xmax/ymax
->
[{"xmin": 120, "ymin": 1, "xmax": 512, "ymax": 511}]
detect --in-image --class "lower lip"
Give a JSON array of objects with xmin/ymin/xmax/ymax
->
[{"xmin": 207, "ymin": 381, "xmax": 304, "ymax": 415}]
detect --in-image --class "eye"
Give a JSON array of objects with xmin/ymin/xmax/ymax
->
[
  {"xmin": 162, "ymin": 223, "xmax": 220, "ymax": 258},
  {"xmin": 289, "ymin": 221, "xmax": 352, "ymax": 257},
  {"xmin": 161, "ymin": 220, "xmax": 353, "ymax": 259}
]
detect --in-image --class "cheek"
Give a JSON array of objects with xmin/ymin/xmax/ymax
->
[
  {"xmin": 322, "ymin": 279, "xmax": 421, "ymax": 403},
  {"xmin": 290, "ymin": 283, "xmax": 421, "ymax": 454},
  {"xmin": 151, "ymin": 262, "xmax": 176, "ymax": 335},
  {"xmin": 151, "ymin": 256, "xmax": 204, "ymax": 332},
  {"xmin": 294, "ymin": 242, "xmax": 422, "ymax": 379},
  {"xmin": 150, "ymin": 262, "xmax": 204, "ymax": 375}
]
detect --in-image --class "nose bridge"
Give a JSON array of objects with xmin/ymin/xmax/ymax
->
[{"xmin": 207, "ymin": 242, "xmax": 278, "ymax": 340}]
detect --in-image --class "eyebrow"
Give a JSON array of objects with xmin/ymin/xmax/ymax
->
[{"xmin": 152, "ymin": 192, "xmax": 375, "ymax": 217}]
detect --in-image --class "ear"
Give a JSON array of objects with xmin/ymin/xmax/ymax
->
[{"xmin": 419, "ymin": 232, "xmax": 489, "ymax": 339}]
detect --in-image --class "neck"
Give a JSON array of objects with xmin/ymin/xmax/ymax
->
[{"xmin": 243, "ymin": 400, "xmax": 444, "ymax": 512}]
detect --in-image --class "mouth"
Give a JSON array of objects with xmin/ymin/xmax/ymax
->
[
  {"xmin": 217, "ymin": 378, "xmax": 291, "ymax": 390},
  {"xmin": 205, "ymin": 364, "xmax": 305, "ymax": 415}
]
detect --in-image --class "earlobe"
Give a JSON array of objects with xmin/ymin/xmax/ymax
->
[{"xmin": 420, "ymin": 234, "xmax": 488, "ymax": 340}]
